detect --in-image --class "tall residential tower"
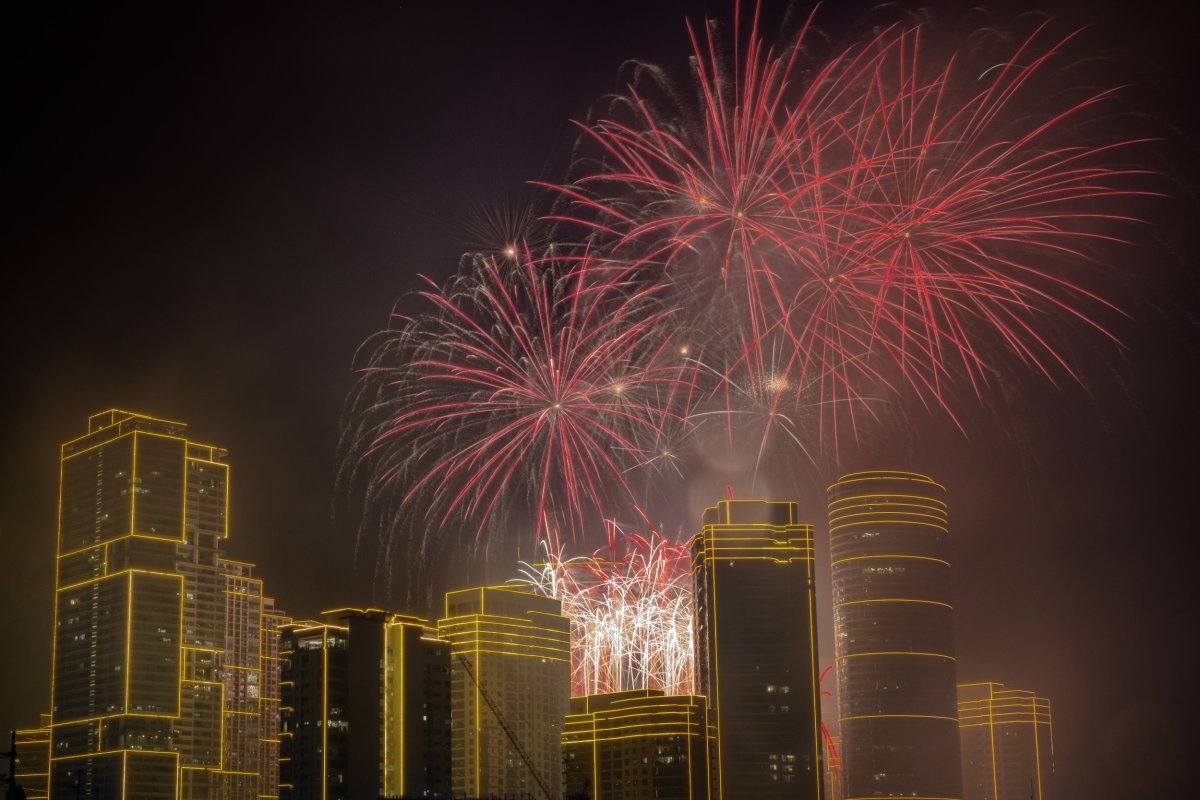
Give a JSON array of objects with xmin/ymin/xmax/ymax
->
[
  {"xmin": 958, "ymin": 682, "xmax": 1054, "ymax": 800},
  {"xmin": 51, "ymin": 411, "xmax": 222, "ymax": 799},
  {"xmin": 828, "ymin": 470, "xmax": 962, "ymax": 800},
  {"xmin": 691, "ymin": 499, "xmax": 825, "ymax": 799},
  {"xmin": 437, "ymin": 586, "xmax": 571, "ymax": 799},
  {"xmin": 49, "ymin": 410, "xmax": 281, "ymax": 800},
  {"xmin": 277, "ymin": 610, "xmax": 451, "ymax": 800},
  {"xmin": 562, "ymin": 690, "xmax": 715, "ymax": 800}
]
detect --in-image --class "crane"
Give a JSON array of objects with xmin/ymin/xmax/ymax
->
[{"xmin": 455, "ymin": 652, "xmax": 552, "ymax": 800}]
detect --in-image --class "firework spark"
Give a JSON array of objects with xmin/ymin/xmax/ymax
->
[
  {"xmin": 341, "ymin": 248, "xmax": 689, "ymax": 592},
  {"xmin": 344, "ymin": 5, "xmax": 1151, "ymax": 591},
  {"xmin": 515, "ymin": 523, "xmax": 695, "ymax": 697},
  {"xmin": 550, "ymin": 8, "xmax": 1149, "ymax": 436}
]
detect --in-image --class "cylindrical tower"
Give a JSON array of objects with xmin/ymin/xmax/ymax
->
[{"xmin": 828, "ymin": 470, "xmax": 962, "ymax": 800}]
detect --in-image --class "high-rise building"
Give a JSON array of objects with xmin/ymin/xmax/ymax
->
[
  {"xmin": 259, "ymin": 599, "xmax": 291, "ymax": 800},
  {"xmin": 219, "ymin": 558, "xmax": 261, "ymax": 799},
  {"xmin": 14, "ymin": 716, "xmax": 52, "ymax": 800},
  {"xmin": 828, "ymin": 470, "xmax": 962, "ymax": 800},
  {"xmin": 49, "ymin": 410, "xmax": 282, "ymax": 800},
  {"xmin": 691, "ymin": 499, "xmax": 825, "ymax": 799},
  {"xmin": 958, "ymin": 682, "xmax": 1054, "ymax": 800},
  {"xmin": 437, "ymin": 586, "xmax": 571, "ymax": 799},
  {"xmin": 279, "ymin": 620, "xmax": 350, "ymax": 800},
  {"xmin": 562, "ymin": 690, "xmax": 715, "ymax": 800},
  {"xmin": 380, "ymin": 614, "xmax": 452, "ymax": 799},
  {"xmin": 278, "ymin": 610, "xmax": 451, "ymax": 800},
  {"xmin": 218, "ymin": 558, "xmax": 289, "ymax": 800},
  {"xmin": 51, "ymin": 411, "xmax": 220, "ymax": 799}
]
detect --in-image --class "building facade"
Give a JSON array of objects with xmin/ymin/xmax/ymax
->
[
  {"xmin": 278, "ymin": 610, "xmax": 452, "ymax": 800},
  {"xmin": 381, "ymin": 615, "xmax": 452, "ymax": 798},
  {"xmin": 691, "ymin": 499, "xmax": 825, "ymax": 799},
  {"xmin": 828, "ymin": 470, "xmax": 962, "ymax": 800},
  {"xmin": 563, "ymin": 690, "xmax": 714, "ymax": 800},
  {"xmin": 260, "ymin": 599, "xmax": 290, "ymax": 799},
  {"xmin": 438, "ymin": 586, "xmax": 571, "ymax": 799},
  {"xmin": 51, "ymin": 411, "xmax": 222, "ymax": 799},
  {"xmin": 279, "ymin": 620, "xmax": 350, "ymax": 800},
  {"xmin": 217, "ymin": 558, "xmax": 290, "ymax": 800},
  {"xmin": 822, "ymin": 733, "xmax": 841, "ymax": 800},
  {"xmin": 14, "ymin": 716, "xmax": 52, "ymax": 800},
  {"xmin": 958, "ymin": 682, "xmax": 1054, "ymax": 800},
  {"xmin": 48, "ymin": 410, "xmax": 282, "ymax": 800}
]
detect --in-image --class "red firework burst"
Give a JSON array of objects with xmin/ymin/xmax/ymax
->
[
  {"xmin": 548, "ymin": 5, "xmax": 1150, "ymax": 438},
  {"xmin": 542, "ymin": 6, "xmax": 828, "ymax": 351},
  {"xmin": 786, "ymin": 21, "xmax": 1153, "ymax": 434},
  {"xmin": 348, "ymin": 248, "xmax": 687, "ymax": 555}
]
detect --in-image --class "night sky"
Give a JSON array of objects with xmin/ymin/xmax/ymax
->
[{"xmin": 3, "ymin": 1, "xmax": 1197, "ymax": 796}]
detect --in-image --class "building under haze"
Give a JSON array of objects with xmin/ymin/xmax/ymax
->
[
  {"xmin": 13, "ymin": 716, "xmax": 51, "ymax": 800},
  {"xmin": 437, "ymin": 586, "xmax": 571, "ymax": 799},
  {"xmin": 691, "ymin": 499, "xmax": 825, "ymax": 799},
  {"xmin": 278, "ymin": 609, "xmax": 452, "ymax": 800},
  {"xmin": 828, "ymin": 470, "xmax": 962, "ymax": 800},
  {"xmin": 958, "ymin": 682, "xmax": 1054, "ymax": 800},
  {"xmin": 48, "ymin": 410, "xmax": 284, "ymax": 800},
  {"xmin": 562, "ymin": 690, "xmax": 715, "ymax": 800}
]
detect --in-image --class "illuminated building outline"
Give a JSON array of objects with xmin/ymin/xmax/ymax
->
[
  {"xmin": 828, "ymin": 470, "xmax": 962, "ymax": 800},
  {"xmin": 958, "ymin": 682, "xmax": 1054, "ymax": 800},
  {"xmin": 691, "ymin": 499, "xmax": 826, "ymax": 800},
  {"xmin": 563, "ymin": 689, "xmax": 715, "ymax": 800},
  {"xmin": 437, "ymin": 586, "xmax": 571, "ymax": 799}
]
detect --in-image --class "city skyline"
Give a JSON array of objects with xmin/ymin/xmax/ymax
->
[
  {"xmin": 0, "ymin": 407, "xmax": 1177, "ymax": 799},
  {"xmin": 4, "ymin": 1, "xmax": 1198, "ymax": 798}
]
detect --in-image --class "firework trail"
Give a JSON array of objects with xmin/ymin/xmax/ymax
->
[
  {"xmin": 549, "ymin": 7, "xmax": 1150, "ymax": 437},
  {"xmin": 820, "ymin": 664, "xmax": 841, "ymax": 786},
  {"xmin": 343, "ymin": 4, "xmax": 1152, "ymax": 591},
  {"xmin": 786, "ymin": 21, "xmax": 1152, "ymax": 428},
  {"xmin": 515, "ymin": 522, "xmax": 695, "ymax": 697},
  {"xmin": 340, "ymin": 248, "xmax": 693, "ymax": 593}
]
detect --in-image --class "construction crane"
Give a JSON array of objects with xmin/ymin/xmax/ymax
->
[
  {"xmin": 455, "ymin": 652, "xmax": 553, "ymax": 800},
  {"xmin": 1, "ymin": 731, "xmax": 29, "ymax": 800}
]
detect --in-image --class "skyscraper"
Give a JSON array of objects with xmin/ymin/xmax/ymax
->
[
  {"xmin": 828, "ymin": 470, "xmax": 962, "ymax": 800},
  {"xmin": 277, "ymin": 610, "xmax": 451, "ymax": 800},
  {"xmin": 49, "ymin": 410, "xmax": 281, "ymax": 800},
  {"xmin": 437, "ymin": 586, "xmax": 571, "ymax": 799},
  {"xmin": 562, "ymin": 690, "xmax": 715, "ymax": 800},
  {"xmin": 691, "ymin": 499, "xmax": 825, "ymax": 799},
  {"xmin": 958, "ymin": 682, "xmax": 1054, "ymax": 800},
  {"xmin": 51, "ymin": 410, "xmax": 225, "ymax": 800},
  {"xmin": 380, "ymin": 614, "xmax": 452, "ymax": 799},
  {"xmin": 279, "ymin": 620, "xmax": 350, "ymax": 800},
  {"xmin": 259, "ymin": 599, "xmax": 290, "ymax": 800},
  {"xmin": 325, "ymin": 608, "xmax": 452, "ymax": 800},
  {"xmin": 218, "ymin": 558, "xmax": 288, "ymax": 800}
]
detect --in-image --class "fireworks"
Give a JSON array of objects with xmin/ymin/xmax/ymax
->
[
  {"xmin": 516, "ymin": 524, "xmax": 695, "ymax": 697},
  {"xmin": 551, "ymin": 11, "xmax": 1147, "ymax": 434},
  {"xmin": 344, "ymin": 4, "xmax": 1150, "ymax": 590},
  {"xmin": 341, "ymin": 248, "xmax": 691, "ymax": 592}
]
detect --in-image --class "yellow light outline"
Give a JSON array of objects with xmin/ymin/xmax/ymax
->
[{"xmin": 830, "ymin": 554, "xmax": 951, "ymax": 567}]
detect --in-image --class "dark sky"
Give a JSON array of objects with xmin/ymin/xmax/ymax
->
[{"xmin": 3, "ymin": 1, "xmax": 1197, "ymax": 796}]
